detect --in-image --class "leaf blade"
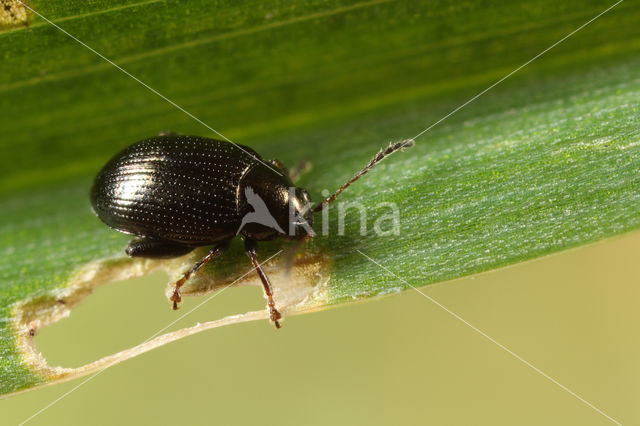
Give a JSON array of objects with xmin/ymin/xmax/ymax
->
[{"xmin": 1, "ymin": 0, "xmax": 639, "ymax": 395}]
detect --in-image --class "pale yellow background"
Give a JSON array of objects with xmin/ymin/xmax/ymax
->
[{"xmin": 3, "ymin": 232, "xmax": 639, "ymax": 425}]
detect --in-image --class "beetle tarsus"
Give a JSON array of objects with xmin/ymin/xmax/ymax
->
[
  {"xmin": 170, "ymin": 291, "xmax": 181, "ymax": 310},
  {"xmin": 270, "ymin": 306, "xmax": 282, "ymax": 327},
  {"xmin": 169, "ymin": 276, "xmax": 186, "ymax": 310},
  {"xmin": 270, "ymin": 305, "xmax": 282, "ymax": 328},
  {"xmin": 168, "ymin": 243, "xmax": 228, "ymax": 311}
]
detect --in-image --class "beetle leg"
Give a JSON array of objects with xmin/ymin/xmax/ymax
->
[
  {"xmin": 288, "ymin": 159, "xmax": 312, "ymax": 183},
  {"xmin": 158, "ymin": 130, "xmax": 178, "ymax": 137},
  {"xmin": 269, "ymin": 158, "xmax": 311, "ymax": 183},
  {"xmin": 170, "ymin": 242, "xmax": 228, "ymax": 310},
  {"xmin": 244, "ymin": 238, "xmax": 282, "ymax": 329},
  {"xmin": 269, "ymin": 158, "xmax": 289, "ymax": 176},
  {"xmin": 126, "ymin": 238, "xmax": 195, "ymax": 259}
]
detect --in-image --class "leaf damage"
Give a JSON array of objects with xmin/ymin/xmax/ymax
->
[
  {"xmin": 0, "ymin": 0, "xmax": 31, "ymax": 30},
  {"xmin": 7, "ymin": 248, "xmax": 331, "ymax": 397}
]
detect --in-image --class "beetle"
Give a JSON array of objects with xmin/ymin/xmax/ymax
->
[{"xmin": 91, "ymin": 133, "xmax": 414, "ymax": 328}]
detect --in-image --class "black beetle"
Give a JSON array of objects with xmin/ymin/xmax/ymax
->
[{"xmin": 91, "ymin": 133, "xmax": 414, "ymax": 328}]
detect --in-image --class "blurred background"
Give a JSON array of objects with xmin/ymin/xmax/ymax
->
[{"xmin": 3, "ymin": 231, "xmax": 639, "ymax": 425}]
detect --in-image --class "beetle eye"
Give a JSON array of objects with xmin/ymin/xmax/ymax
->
[{"xmin": 297, "ymin": 189, "xmax": 312, "ymax": 209}]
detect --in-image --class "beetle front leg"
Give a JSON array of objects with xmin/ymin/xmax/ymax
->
[
  {"xmin": 289, "ymin": 159, "xmax": 311, "ymax": 183},
  {"xmin": 244, "ymin": 238, "xmax": 282, "ymax": 328},
  {"xmin": 170, "ymin": 242, "xmax": 228, "ymax": 310},
  {"xmin": 269, "ymin": 158, "xmax": 311, "ymax": 183}
]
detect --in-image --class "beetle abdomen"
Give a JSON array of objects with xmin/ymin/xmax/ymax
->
[{"xmin": 91, "ymin": 135, "xmax": 262, "ymax": 244}]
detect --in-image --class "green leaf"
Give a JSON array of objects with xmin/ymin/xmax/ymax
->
[{"xmin": 1, "ymin": 0, "xmax": 639, "ymax": 396}]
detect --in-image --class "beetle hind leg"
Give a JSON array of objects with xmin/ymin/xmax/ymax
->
[{"xmin": 126, "ymin": 238, "xmax": 195, "ymax": 259}]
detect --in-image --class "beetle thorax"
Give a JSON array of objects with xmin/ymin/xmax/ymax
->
[{"xmin": 236, "ymin": 164, "xmax": 313, "ymax": 241}]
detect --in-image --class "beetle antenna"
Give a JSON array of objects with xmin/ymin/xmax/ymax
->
[{"xmin": 312, "ymin": 139, "xmax": 415, "ymax": 213}]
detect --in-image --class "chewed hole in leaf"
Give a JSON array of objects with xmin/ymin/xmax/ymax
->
[
  {"xmin": 8, "ymin": 248, "xmax": 330, "ymax": 396},
  {"xmin": 35, "ymin": 271, "xmax": 262, "ymax": 367}
]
